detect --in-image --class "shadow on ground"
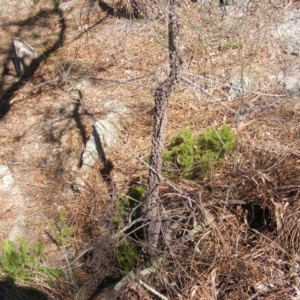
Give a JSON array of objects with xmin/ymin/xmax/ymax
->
[
  {"xmin": 0, "ymin": 7, "xmax": 66, "ymax": 119},
  {"xmin": 0, "ymin": 277, "xmax": 48, "ymax": 300}
]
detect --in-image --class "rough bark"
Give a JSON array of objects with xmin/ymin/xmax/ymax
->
[{"xmin": 143, "ymin": 0, "xmax": 182, "ymax": 249}]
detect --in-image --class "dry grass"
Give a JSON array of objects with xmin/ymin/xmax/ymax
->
[{"xmin": 1, "ymin": 0, "xmax": 300, "ymax": 299}]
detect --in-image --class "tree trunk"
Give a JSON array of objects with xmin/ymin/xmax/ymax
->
[{"xmin": 143, "ymin": 0, "xmax": 182, "ymax": 250}]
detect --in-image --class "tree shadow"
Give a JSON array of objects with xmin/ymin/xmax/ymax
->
[
  {"xmin": 0, "ymin": 7, "xmax": 66, "ymax": 119},
  {"xmin": 97, "ymin": 0, "xmax": 115, "ymax": 16},
  {"xmin": 88, "ymin": 127, "xmax": 115, "ymax": 190},
  {"xmin": 97, "ymin": 0, "xmax": 139, "ymax": 19},
  {"xmin": 72, "ymin": 95, "xmax": 88, "ymax": 145},
  {"xmin": 0, "ymin": 277, "xmax": 48, "ymax": 300},
  {"xmin": 72, "ymin": 14, "xmax": 109, "ymax": 43}
]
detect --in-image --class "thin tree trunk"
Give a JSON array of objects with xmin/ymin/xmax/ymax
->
[{"xmin": 144, "ymin": 0, "xmax": 182, "ymax": 249}]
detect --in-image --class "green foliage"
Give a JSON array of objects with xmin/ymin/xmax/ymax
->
[
  {"xmin": 0, "ymin": 213, "xmax": 73, "ymax": 294},
  {"xmin": 116, "ymin": 239, "xmax": 138, "ymax": 274},
  {"xmin": 113, "ymin": 186, "xmax": 146, "ymax": 228},
  {"xmin": 163, "ymin": 125, "xmax": 235, "ymax": 179},
  {"xmin": 127, "ymin": 186, "xmax": 146, "ymax": 203},
  {"xmin": 113, "ymin": 187, "xmax": 144, "ymax": 273},
  {"xmin": 219, "ymin": 39, "xmax": 240, "ymax": 51},
  {"xmin": 0, "ymin": 237, "xmax": 61, "ymax": 284},
  {"xmin": 49, "ymin": 211, "xmax": 73, "ymax": 246}
]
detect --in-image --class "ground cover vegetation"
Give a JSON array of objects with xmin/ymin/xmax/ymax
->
[
  {"xmin": 0, "ymin": 238, "xmax": 61, "ymax": 284},
  {"xmin": 163, "ymin": 125, "xmax": 235, "ymax": 179},
  {"xmin": 1, "ymin": 0, "xmax": 300, "ymax": 299}
]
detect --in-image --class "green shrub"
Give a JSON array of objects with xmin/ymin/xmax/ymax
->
[
  {"xmin": 220, "ymin": 39, "xmax": 240, "ymax": 51},
  {"xmin": 163, "ymin": 125, "xmax": 235, "ymax": 179},
  {"xmin": 0, "ymin": 237, "xmax": 61, "ymax": 284},
  {"xmin": 127, "ymin": 186, "xmax": 146, "ymax": 204},
  {"xmin": 116, "ymin": 238, "xmax": 138, "ymax": 274},
  {"xmin": 113, "ymin": 187, "xmax": 145, "ymax": 273},
  {"xmin": 113, "ymin": 186, "xmax": 146, "ymax": 228},
  {"xmin": 49, "ymin": 211, "xmax": 73, "ymax": 246}
]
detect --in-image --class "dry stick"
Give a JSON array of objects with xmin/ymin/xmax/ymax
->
[
  {"xmin": 250, "ymin": 228, "xmax": 289, "ymax": 256},
  {"xmin": 24, "ymin": 78, "xmax": 60, "ymax": 92},
  {"xmin": 143, "ymin": 0, "xmax": 183, "ymax": 250},
  {"xmin": 138, "ymin": 280, "xmax": 169, "ymax": 300},
  {"xmin": 182, "ymin": 76, "xmax": 239, "ymax": 115},
  {"xmin": 73, "ymin": 73, "xmax": 156, "ymax": 90},
  {"xmin": 117, "ymin": 217, "xmax": 148, "ymax": 237},
  {"xmin": 118, "ymin": 214, "xmax": 192, "ymax": 244},
  {"xmin": 112, "ymin": 258, "xmax": 167, "ymax": 299},
  {"xmin": 162, "ymin": 276, "xmax": 183, "ymax": 299},
  {"xmin": 24, "ymin": 72, "xmax": 154, "ymax": 94},
  {"xmin": 183, "ymin": 72, "xmax": 286, "ymax": 98},
  {"xmin": 246, "ymin": 286, "xmax": 267, "ymax": 300},
  {"xmin": 246, "ymin": 274, "xmax": 294, "ymax": 300},
  {"xmin": 41, "ymin": 246, "xmax": 95, "ymax": 270}
]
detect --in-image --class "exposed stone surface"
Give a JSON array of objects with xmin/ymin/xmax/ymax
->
[
  {"xmin": 283, "ymin": 37, "xmax": 300, "ymax": 56},
  {"xmin": 0, "ymin": 165, "xmax": 34, "ymax": 240},
  {"xmin": 273, "ymin": 11, "xmax": 300, "ymax": 56},
  {"xmin": 268, "ymin": 11, "xmax": 300, "ymax": 95},
  {"xmin": 227, "ymin": 76, "xmax": 252, "ymax": 101},
  {"xmin": 12, "ymin": 37, "xmax": 38, "ymax": 77},
  {"xmin": 79, "ymin": 100, "xmax": 128, "ymax": 177},
  {"xmin": 278, "ymin": 66, "xmax": 300, "ymax": 96}
]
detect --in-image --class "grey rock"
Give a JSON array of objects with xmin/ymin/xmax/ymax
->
[
  {"xmin": 8, "ymin": 216, "xmax": 26, "ymax": 241},
  {"xmin": 79, "ymin": 101, "xmax": 128, "ymax": 177},
  {"xmin": 273, "ymin": 11, "xmax": 300, "ymax": 57},
  {"xmin": 12, "ymin": 37, "xmax": 38, "ymax": 77},
  {"xmin": 278, "ymin": 66, "xmax": 300, "ymax": 95},
  {"xmin": 283, "ymin": 37, "xmax": 300, "ymax": 56},
  {"xmin": 0, "ymin": 165, "xmax": 14, "ymax": 191},
  {"xmin": 227, "ymin": 76, "xmax": 251, "ymax": 101},
  {"xmin": 0, "ymin": 165, "xmax": 35, "ymax": 240},
  {"xmin": 284, "ymin": 76, "xmax": 300, "ymax": 95}
]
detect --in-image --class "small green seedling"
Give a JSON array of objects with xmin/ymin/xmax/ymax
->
[
  {"xmin": 0, "ymin": 237, "xmax": 61, "ymax": 285},
  {"xmin": 49, "ymin": 211, "xmax": 73, "ymax": 246},
  {"xmin": 164, "ymin": 125, "xmax": 235, "ymax": 179},
  {"xmin": 219, "ymin": 40, "xmax": 240, "ymax": 51},
  {"xmin": 116, "ymin": 238, "xmax": 139, "ymax": 274},
  {"xmin": 113, "ymin": 186, "xmax": 146, "ymax": 228}
]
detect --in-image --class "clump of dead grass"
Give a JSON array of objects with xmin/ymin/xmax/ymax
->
[{"xmin": 133, "ymin": 98, "xmax": 300, "ymax": 299}]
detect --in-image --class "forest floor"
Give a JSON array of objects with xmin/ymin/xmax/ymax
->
[{"xmin": 1, "ymin": 0, "xmax": 300, "ymax": 299}]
